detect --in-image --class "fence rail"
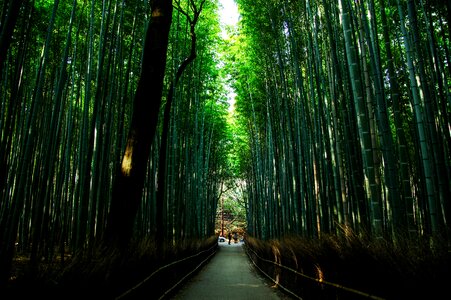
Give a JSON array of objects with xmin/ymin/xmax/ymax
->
[
  {"xmin": 116, "ymin": 243, "xmax": 218, "ymax": 299},
  {"xmin": 245, "ymin": 245, "xmax": 385, "ymax": 300}
]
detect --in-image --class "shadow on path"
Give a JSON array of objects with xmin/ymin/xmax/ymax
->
[{"xmin": 169, "ymin": 242, "xmax": 292, "ymax": 300}]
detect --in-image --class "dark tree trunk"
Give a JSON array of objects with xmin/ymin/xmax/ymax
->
[
  {"xmin": 105, "ymin": 0, "xmax": 173, "ymax": 248},
  {"xmin": 155, "ymin": 0, "xmax": 204, "ymax": 248}
]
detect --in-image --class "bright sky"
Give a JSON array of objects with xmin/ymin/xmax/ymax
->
[
  {"xmin": 218, "ymin": 0, "xmax": 239, "ymax": 113},
  {"xmin": 218, "ymin": 0, "xmax": 239, "ymax": 27}
]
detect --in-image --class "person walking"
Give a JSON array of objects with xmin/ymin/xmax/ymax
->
[{"xmin": 228, "ymin": 232, "xmax": 232, "ymax": 245}]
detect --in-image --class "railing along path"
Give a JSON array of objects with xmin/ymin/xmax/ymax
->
[
  {"xmin": 115, "ymin": 243, "xmax": 217, "ymax": 300},
  {"xmin": 245, "ymin": 245, "xmax": 386, "ymax": 300}
]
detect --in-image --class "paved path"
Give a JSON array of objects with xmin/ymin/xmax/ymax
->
[{"xmin": 169, "ymin": 242, "xmax": 291, "ymax": 300}]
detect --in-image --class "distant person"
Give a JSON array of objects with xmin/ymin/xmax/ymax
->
[
  {"xmin": 228, "ymin": 232, "xmax": 232, "ymax": 245},
  {"xmin": 233, "ymin": 232, "xmax": 238, "ymax": 243}
]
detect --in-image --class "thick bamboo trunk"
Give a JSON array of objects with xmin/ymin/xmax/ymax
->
[{"xmin": 105, "ymin": 0, "xmax": 173, "ymax": 248}]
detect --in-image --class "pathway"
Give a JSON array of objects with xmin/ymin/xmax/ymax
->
[{"xmin": 169, "ymin": 241, "xmax": 292, "ymax": 300}]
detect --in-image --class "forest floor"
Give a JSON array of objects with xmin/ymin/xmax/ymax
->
[
  {"xmin": 3, "ymin": 234, "xmax": 451, "ymax": 300},
  {"xmin": 2, "ymin": 237, "xmax": 220, "ymax": 299},
  {"xmin": 244, "ymin": 234, "xmax": 451, "ymax": 300},
  {"xmin": 3, "ymin": 243, "xmax": 289, "ymax": 300}
]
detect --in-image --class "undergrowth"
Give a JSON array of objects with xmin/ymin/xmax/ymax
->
[
  {"xmin": 2, "ymin": 235, "xmax": 218, "ymax": 299},
  {"xmin": 245, "ymin": 230, "xmax": 451, "ymax": 300}
]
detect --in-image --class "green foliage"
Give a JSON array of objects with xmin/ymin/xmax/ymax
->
[
  {"xmin": 1, "ymin": 0, "xmax": 450, "ymax": 289},
  {"xmin": 0, "ymin": 0, "xmax": 235, "ymax": 283},
  {"xmin": 232, "ymin": 0, "xmax": 451, "ymax": 240}
]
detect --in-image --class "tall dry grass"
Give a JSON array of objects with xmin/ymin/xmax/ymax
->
[
  {"xmin": 245, "ymin": 229, "xmax": 450, "ymax": 299},
  {"xmin": 3, "ymin": 235, "xmax": 218, "ymax": 299}
]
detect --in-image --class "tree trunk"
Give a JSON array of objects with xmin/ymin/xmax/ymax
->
[
  {"xmin": 340, "ymin": 0, "xmax": 383, "ymax": 237},
  {"xmin": 105, "ymin": 0, "xmax": 173, "ymax": 248},
  {"xmin": 397, "ymin": 0, "xmax": 438, "ymax": 234}
]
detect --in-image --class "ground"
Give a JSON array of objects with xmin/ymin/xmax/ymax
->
[{"xmin": 169, "ymin": 242, "xmax": 293, "ymax": 300}]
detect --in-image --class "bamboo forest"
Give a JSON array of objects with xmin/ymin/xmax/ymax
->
[{"xmin": 1, "ymin": 0, "xmax": 450, "ymax": 299}]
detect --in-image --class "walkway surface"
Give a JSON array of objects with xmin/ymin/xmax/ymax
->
[{"xmin": 169, "ymin": 242, "xmax": 292, "ymax": 300}]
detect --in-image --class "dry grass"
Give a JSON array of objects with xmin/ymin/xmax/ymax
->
[
  {"xmin": 3, "ymin": 235, "xmax": 218, "ymax": 299},
  {"xmin": 245, "ymin": 230, "xmax": 451, "ymax": 299}
]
